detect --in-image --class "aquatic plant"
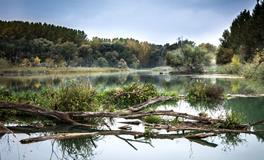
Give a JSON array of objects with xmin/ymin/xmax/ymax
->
[
  {"xmin": 221, "ymin": 111, "xmax": 245, "ymax": 129},
  {"xmin": 144, "ymin": 115, "xmax": 162, "ymax": 124},
  {"xmin": 54, "ymin": 83, "xmax": 99, "ymax": 112},
  {"xmin": 103, "ymin": 83, "xmax": 159, "ymax": 108},
  {"xmin": 187, "ymin": 82, "xmax": 224, "ymax": 102}
]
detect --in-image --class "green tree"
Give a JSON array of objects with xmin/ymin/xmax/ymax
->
[
  {"xmin": 94, "ymin": 57, "xmax": 109, "ymax": 67},
  {"xmin": 117, "ymin": 58, "xmax": 128, "ymax": 69},
  {"xmin": 166, "ymin": 44, "xmax": 210, "ymax": 73}
]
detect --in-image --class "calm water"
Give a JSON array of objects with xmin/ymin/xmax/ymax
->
[{"xmin": 1, "ymin": 70, "xmax": 264, "ymax": 160}]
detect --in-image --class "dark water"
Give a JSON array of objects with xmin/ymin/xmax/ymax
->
[{"xmin": 1, "ymin": 70, "xmax": 264, "ymax": 160}]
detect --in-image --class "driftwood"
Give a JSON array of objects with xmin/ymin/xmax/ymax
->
[
  {"xmin": 19, "ymin": 129, "xmax": 219, "ymax": 146},
  {"xmin": 0, "ymin": 99, "xmax": 262, "ymax": 146},
  {"xmin": 0, "ymin": 102, "xmax": 79, "ymax": 125},
  {"xmin": 128, "ymin": 96, "xmax": 173, "ymax": 112},
  {"xmin": 187, "ymin": 138, "xmax": 218, "ymax": 148},
  {"xmin": 69, "ymin": 110, "xmax": 225, "ymax": 124},
  {"xmin": 250, "ymin": 119, "xmax": 264, "ymax": 126},
  {"xmin": 119, "ymin": 120, "xmax": 141, "ymax": 125},
  {"xmin": 20, "ymin": 130, "xmax": 143, "ymax": 144},
  {"xmin": 185, "ymin": 133, "xmax": 216, "ymax": 139},
  {"xmin": 0, "ymin": 122, "xmax": 12, "ymax": 134},
  {"xmin": 0, "ymin": 102, "xmax": 225, "ymax": 125}
]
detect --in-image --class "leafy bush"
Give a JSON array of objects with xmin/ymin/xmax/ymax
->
[
  {"xmin": 144, "ymin": 115, "xmax": 162, "ymax": 124},
  {"xmin": 255, "ymin": 63, "xmax": 264, "ymax": 80},
  {"xmin": 187, "ymin": 82, "xmax": 224, "ymax": 102},
  {"xmin": 0, "ymin": 58, "xmax": 11, "ymax": 68},
  {"xmin": 221, "ymin": 111, "xmax": 244, "ymax": 129},
  {"xmin": 239, "ymin": 63, "xmax": 255, "ymax": 79},
  {"xmin": 54, "ymin": 83, "xmax": 99, "ymax": 112},
  {"xmin": 240, "ymin": 63, "xmax": 264, "ymax": 80},
  {"xmin": 104, "ymin": 83, "xmax": 159, "ymax": 108}
]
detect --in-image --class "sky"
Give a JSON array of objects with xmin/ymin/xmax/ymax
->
[{"xmin": 0, "ymin": 0, "xmax": 257, "ymax": 45}]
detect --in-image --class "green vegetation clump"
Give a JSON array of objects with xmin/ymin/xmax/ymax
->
[
  {"xmin": 54, "ymin": 83, "xmax": 99, "ymax": 112},
  {"xmin": 166, "ymin": 43, "xmax": 211, "ymax": 73},
  {"xmin": 103, "ymin": 83, "xmax": 159, "ymax": 108},
  {"xmin": 187, "ymin": 82, "xmax": 224, "ymax": 102},
  {"xmin": 144, "ymin": 115, "xmax": 162, "ymax": 124},
  {"xmin": 221, "ymin": 111, "xmax": 245, "ymax": 129},
  {"xmin": 1, "ymin": 82, "xmax": 177, "ymax": 112},
  {"xmin": 216, "ymin": 55, "xmax": 242, "ymax": 74}
]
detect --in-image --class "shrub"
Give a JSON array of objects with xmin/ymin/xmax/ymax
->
[
  {"xmin": 221, "ymin": 111, "xmax": 244, "ymax": 129},
  {"xmin": 104, "ymin": 83, "xmax": 158, "ymax": 108},
  {"xmin": 239, "ymin": 63, "xmax": 255, "ymax": 79},
  {"xmin": 187, "ymin": 82, "xmax": 224, "ymax": 102},
  {"xmin": 216, "ymin": 55, "xmax": 241, "ymax": 74},
  {"xmin": 54, "ymin": 83, "xmax": 98, "ymax": 112},
  {"xmin": 20, "ymin": 58, "xmax": 32, "ymax": 67},
  {"xmin": 216, "ymin": 64, "xmax": 240, "ymax": 74},
  {"xmin": 255, "ymin": 63, "xmax": 264, "ymax": 80},
  {"xmin": 144, "ymin": 115, "xmax": 162, "ymax": 124},
  {"xmin": 0, "ymin": 58, "xmax": 11, "ymax": 68}
]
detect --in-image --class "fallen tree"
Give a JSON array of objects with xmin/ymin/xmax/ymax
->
[
  {"xmin": 0, "ymin": 101, "xmax": 227, "ymax": 125},
  {"xmin": 1, "ymin": 98, "xmax": 264, "ymax": 146}
]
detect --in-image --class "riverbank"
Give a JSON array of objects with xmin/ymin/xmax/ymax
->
[{"xmin": 0, "ymin": 67, "xmax": 128, "ymax": 76}]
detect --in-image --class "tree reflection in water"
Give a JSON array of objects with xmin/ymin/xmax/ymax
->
[{"xmin": 54, "ymin": 136, "xmax": 100, "ymax": 160}]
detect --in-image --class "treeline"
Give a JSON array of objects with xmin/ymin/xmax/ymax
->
[
  {"xmin": 0, "ymin": 20, "xmax": 166, "ymax": 68},
  {"xmin": 217, "ymin": 0, "xmax": 264, "ymax": 64}
]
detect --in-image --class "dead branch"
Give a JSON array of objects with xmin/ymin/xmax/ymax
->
[
  {"xmin": 0, "ymin": 102, "xmax": 226, "ymax": 125},
  {"xmin": 0, "ymin": 122, "xmax": 12, "ymax": 134},
  {"xmin": 128, "ymin": 96, "xmax": 173, "ymax": 112},
  {"xmin": 250, "ymin": 119, "xmax": 264, "ymax": 126},
  {"xmin": 20, "ymin": 130, "xmax": 143, "ymax": 144},
  {"xmin": 0, "ymin": 102, "xmax": 85, "ymax": 126},
  {"xmin": 185, "ymin": 133, "xmax": 216, "ymax": 139},
  {"xmin": 187, "ymin": 138, "xmax": 218, "ymax": 148}
]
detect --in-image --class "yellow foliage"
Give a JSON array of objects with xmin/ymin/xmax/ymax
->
[
  {"xmin": 20, "ymin": 58, "xmax": 31, "ymax": 67},
  {"xmin": 34, "ymin": 56, "xmax": 41, "ymax": 66},
  {"xmin": 231, "ymin": 55, "xmax": 240, "ymax": 66}
]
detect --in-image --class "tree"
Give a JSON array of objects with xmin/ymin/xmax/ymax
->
[
  {"xmin": 217, "ymin": 1, "xmax": 264, "ymax": 63},
  {"xmin": 45, "ymin": 58, "xmax": 55, "ymax": 67},
  {"xmin": 20, "ymin": 58, "xmax": 31, "ymax": 67},
  {"xmin": 117, "ymin": 58, "xmax": 128, "ymax": 69},
  {"xmin": 54, "ymin": 42, "xmax": 77, "ymax": 64},
  {"xmin": 33, "ymin": 56, "xmax": 41, "ymax": 66},
  {"xmin": 166, "ymin": 44, "xmax": 210, "ymax": 73},
  {"xmin": 94, "ymin": 57, "xmax": 109, "ymax": 67}
]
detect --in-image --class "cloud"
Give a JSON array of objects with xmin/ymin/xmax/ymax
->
[{"xmin": 0, "ymin": 0, "xmax": 256, "ymax": 45}]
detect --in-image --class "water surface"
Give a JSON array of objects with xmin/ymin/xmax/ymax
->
[{"xmin": 1, "ymin": 70, "xmax": 264, "ymax": 160}]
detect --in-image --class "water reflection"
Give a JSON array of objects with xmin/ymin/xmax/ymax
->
[
  {"xmin": 1, "ymin": 72, "xmax": 264, "ymax": 159},
  {"xmin": 1, "ymin": 71, "xmax": 264, "ymax": 94},
  {"xmin": 1, "ymin": 131, "xmax": 264, "ymax": 160}
]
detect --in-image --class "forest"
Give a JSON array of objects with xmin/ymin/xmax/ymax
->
[
  {"xmin": 0, "ymin": 20, "xmax": 218, "ymax": 70},
  {"xmin": 217, "ymin": 0, "xmax": 264, "ymax": 64},
  {"xmin": 1, "ymin": 1, "xmax": 264, "ymax": 160}
]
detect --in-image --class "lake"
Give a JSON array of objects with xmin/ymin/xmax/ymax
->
[{"xmin": 1, "ymin": 70, "xmax": 264, "ymax": 160}]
